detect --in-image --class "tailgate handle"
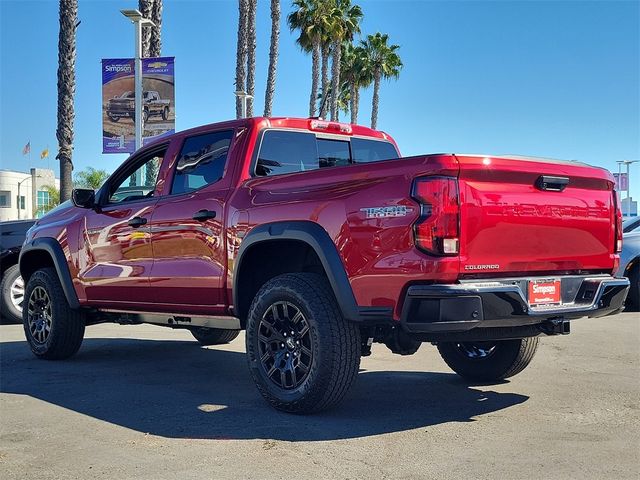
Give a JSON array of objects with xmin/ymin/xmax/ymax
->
[{"xmin": 536, "ymin": 175, "xmax": 569, "ymax": 192}]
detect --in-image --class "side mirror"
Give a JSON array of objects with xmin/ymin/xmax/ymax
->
[{"xmin": 72, "ymin": 188, "xmax": 96, "ymax": 209}]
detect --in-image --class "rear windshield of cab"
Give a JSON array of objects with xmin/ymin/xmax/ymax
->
[{"xmin": 254, "ymin": 130, "xmax": 399, "ymax": 177}]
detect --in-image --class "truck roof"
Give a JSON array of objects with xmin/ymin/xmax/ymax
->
[{"xmin": 140, "ymin": 117, "xmax": 393, "ymax": 152}]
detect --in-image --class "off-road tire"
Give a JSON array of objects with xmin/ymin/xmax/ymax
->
[
  {"xmin": 107, "ymin": 113, "xmax": 120, "ymax": 122},
  {"xmin": 23, "ymin": 268, "xmax": 85, "ymax": 360},
  {"xmin": 190, "ymin": 327, "xmax": 240, "ymax": 345},
  {"xmin": 437, "ymin": 337, "xmax": 539, "ymax": 382},
  {"xmin": 246, "ymin": 273, "xmax": 361, "ymax": 413},
  {"xmin": 162, "ymin": 106, "xmax": 169, "ymax": 121},
  {"xmin": 1, "ymin": 264, "xmax": 23, "ymax": 324},
  {"xmin": 143, "ymin": 108, "xmax": 149, "ymax": 123}
]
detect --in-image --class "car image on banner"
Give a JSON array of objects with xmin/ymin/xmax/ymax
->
[{"xmin": 101, "ymin": 57, "xmax": 175, "ymax": 154}]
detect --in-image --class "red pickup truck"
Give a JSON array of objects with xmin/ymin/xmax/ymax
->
[{"xmin": 19, "ymin": 117, "xmax": 629, "ymax": 413}]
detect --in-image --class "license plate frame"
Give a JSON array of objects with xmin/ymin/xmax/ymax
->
[{"xmin": 528, "ymin": 279, "xmax": 562, "ymax": 306}]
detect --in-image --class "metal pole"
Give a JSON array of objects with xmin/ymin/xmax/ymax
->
[
  {"xmin": 235, "ymin": 91, "xmax": 253, "ymax": 119},
  {"xmin": 134, "ymin": 19, "xmax": 143, "ymax": 152},
  {"xmin": 17, "ymin": 181, "xmax": 21, "ymax": 220},
  {"xmin": 626, "ymin": 162, "xmax": 631, "ymax": 201}
]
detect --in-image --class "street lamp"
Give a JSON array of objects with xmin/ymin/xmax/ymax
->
[
  {"xmin": 120, "ymin": 9, "xmax": 154, "ymax": 152},
  {"xmin": 235, "ymin": 91, "xmax": 253, "ymax": 119},
  {"xmin": 16, "ymin": 174, "xmax": 41, "ymax": 220}
]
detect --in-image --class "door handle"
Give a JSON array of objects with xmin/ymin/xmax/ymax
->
[
  {"xmin": 193, "ymin": 209, "xmax": 217, "ymax": 222},
  {"xmin": 128, "ymin": 216, "xmax": 148, "ymax": 228}
]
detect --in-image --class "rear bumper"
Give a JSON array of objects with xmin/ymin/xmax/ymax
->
[{"xmin": 400, "ymin": 275, "xmax": 629, "ymax": 334}]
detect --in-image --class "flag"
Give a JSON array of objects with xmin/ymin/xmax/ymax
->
[
  {"xmin": 22, "ymin": 141, "xmax": 30, "ymax": 155},
  {"xmin": 40, "ymin": 148, "xmax": 49, "ymax": 160}
]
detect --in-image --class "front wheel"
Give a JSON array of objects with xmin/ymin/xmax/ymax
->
[
  {"xmin": 23, "ymin": 268, "xmax": 85, "ymax": 360},
  {"xmin": 437, "ymin": 337, "xmax": 539, "ymax": 382},
  {"xmin": 246, "ymin": 273, "xmax": 361, "ymax": 413},
  {"xmin": 190, "ymin": 327, "xmax": 239, "ymax": 345}
]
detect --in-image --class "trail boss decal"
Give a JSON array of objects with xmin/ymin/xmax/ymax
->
[{"xmin": 360, "ymin": 206, "xmax": 412, "ymax": 219}]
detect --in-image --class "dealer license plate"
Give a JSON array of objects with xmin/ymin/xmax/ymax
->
[{"xmin": 528, "ymin": 279, "xmax": 562, "ymax": 306}]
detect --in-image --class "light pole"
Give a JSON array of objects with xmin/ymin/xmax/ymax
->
[
  {"xmin": 235, "ymin": 91, "xmax": 253, "ymax": 119},
  {"xmin": 16, "ymin": 177, "xmax": 31, "ymax": 220},
  {"xmin": 120, "ymin": 9, "xmax": 155, "ymax": 152}
]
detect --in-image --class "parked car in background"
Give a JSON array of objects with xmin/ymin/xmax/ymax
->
[
  {"xmin": 1, "ymin": 219, "xmax": 35, "ymax": 323},
  {"xmin": 620, "ymin": 217, "xmax": 640, "ymax": 310}
]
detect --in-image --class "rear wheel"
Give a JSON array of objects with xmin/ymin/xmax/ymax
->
[
  {"xmin": 246, "ymin": 273, "xmax": 361, "ymax": 413},
  {"xmin": 437, "ymin": 337, "xmax": 539, "ymax": 382},
  {"xmin": 23, "ymin": 268, "xmax": 85, "ymax": 360},
  {"xmin": 161, "ymin": 106, "xmax": 169, "ymax": 121},
  {"xmin": 190, "ymin": 327, "xmax": 239, "ymax": 345},
  {"xmin": 1, "ymin": 265, "xmax": 24, "ymax": 323}
]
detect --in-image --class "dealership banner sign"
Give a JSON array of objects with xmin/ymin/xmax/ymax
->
[{"xmin": 101, "ymin": 57, "xmax": 175, "ymax": 154}]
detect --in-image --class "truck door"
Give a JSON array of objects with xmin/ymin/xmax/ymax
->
[
  {"xmin": 148, "ymin": 129, "xmax": 235, "ymax": 314},
  {"xmin": 77, "ymin": 146, "xmax": 165, "ymax": 305}
]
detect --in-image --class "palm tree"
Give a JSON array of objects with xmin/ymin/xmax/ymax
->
[
  {"xmin": 150, "ymin": 0, "xmax": 163, "ymax": 57},
  {"xmin": 288, "ymin": 0, "xmax": 331, "ymax": 117},
  {"xmin": 341, "ymin": 41, "xmax": 370, "ymax": 124},
  {"xmin": 361, "ymin": 32, "xmax": 402, "ymax": 130},
  {"xmin": 56, "ymin": 0, "xmax": 78, "ymax": 203},
  {"xmin": 139, "ymin": 0, "xmax": 152, "ymax": 57},
  {"xmin": 235, "ymin": 0, "xmax": 249, "ymax": 118},
  {"xmin": 246, "ymin": 0, "xmax": 257, "ymax": 116},
  {"xmin": 73, "ymin": 167, "xmax": 110, "ymax": 190},
  {"xmin": 326, "ymin": 0, "xmax": 362, "ymax": 121},
  {"xmin": 264, "ymin": 0, "xmax": 281, "ymax": 117}
]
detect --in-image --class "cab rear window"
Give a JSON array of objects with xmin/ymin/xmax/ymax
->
[{"xmin": 255, "ymin": 130, "xmax": 399, "ymax": 177}]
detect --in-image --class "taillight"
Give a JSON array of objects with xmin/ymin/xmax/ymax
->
[
  {"xmin": 613, "ymin": 189, "xmax": 623, "ymax": 253},
  {"xmin": 412, "ymin": 176, "xmax": 460, "ymax": 255}
]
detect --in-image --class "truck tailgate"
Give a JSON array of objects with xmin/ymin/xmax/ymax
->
[{"xmin": 456, "ymin": 154, "xmax": 616, "ymax": 276}]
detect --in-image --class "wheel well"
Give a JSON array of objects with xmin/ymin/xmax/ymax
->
[
  {"xmin": 235, "ymin": 240, "xmax": 326, "ymax": 328},
  {"xmin": 1, "ymin": 252, "xmax": 19, "ymax": 276},
  {"xmin": 624, "ymin": 257, "xmax": 639, "ymax": 277},
  {"xmin": 19, "ymin": 250, "xmax": 55, "ymax": 283}
]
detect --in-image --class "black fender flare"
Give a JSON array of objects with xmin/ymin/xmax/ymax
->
[
  {"xmin": 19, "ymin": 237, "xmax": 80, "ymax": 309},
  {"xmin": 233, "ymin": 221, "xmax": 362, "ymax": 322}
]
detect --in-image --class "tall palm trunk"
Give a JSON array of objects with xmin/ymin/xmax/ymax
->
[
  {"xmin": 319, "ymin": 43, "xmax": 330, "ymax": 118},
  {"xmin": 309, "ymin": 37, "xmax": 320, "ymax": 117},
  {"xmin": 150, "ymin": 0, "xmax": 163, "ymax": 57},
  {"xmin": 329, "ymin": 40, "xmax": 341, "ymax": 121},
  {"xmin": 246, "ymin": 0, "xmax": 257, "ymax": 116},
  {"xmin": 235, "ymin": 0, "xmax": 249, "ymax": 118},
  {"xmin": 139, "ymin": 0, "xmax": 152, "ymax": 57},
  {"xmin": 350, "ymin": 82, "xmax": 357, "ymax": 124},
  {"xmin": 354, "ymin": 87, "xmax": 360, "ymax": 124},
  {"xmin": 264, "ymin": 0, "xmax": 280, "ymax": 117},
  {"xmin": 371, "ymin": 69, "xmax": 381, "ymax": 130},
  {"xmin": 56, "ymin": 0, "xmax": 78, "ymax": 202}
]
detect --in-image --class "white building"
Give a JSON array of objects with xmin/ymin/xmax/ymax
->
[{"xmin": 0, "ymin": 168, "xmax": 60, "ymax": 222}]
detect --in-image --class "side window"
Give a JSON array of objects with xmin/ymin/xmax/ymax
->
[
  {"xmin": 350, "ymin": 138, "xmax": 399, "ymax": 163},
  {"xmin": 108, "ymin": 150, "xmax": 165, "ymax": 204},
  {"xmin": 256, "ymin": 131, "xmax": 318, "ymax": 176},
  {"xmin": 317, "ymin": 138, "xmax": 350, "ymax": 168},
  {"xmin": 171, "ymin": 130, "xmax": 233, "ymax": 195}
]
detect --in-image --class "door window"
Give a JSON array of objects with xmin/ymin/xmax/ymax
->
[
  {"xmin": 107, "ymin": 149, "xmax": 165, "ymax": 204},
  {"xmin": 171, "ymin": 130, "xmax": 233, "ymax": 195}
]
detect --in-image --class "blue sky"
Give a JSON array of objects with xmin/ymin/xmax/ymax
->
[{"xmin": 1, "ymin": 0, "xmax": 639, "ymax": 198}]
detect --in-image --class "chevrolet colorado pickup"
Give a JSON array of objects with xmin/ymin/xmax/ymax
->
[{"xmin": 19, "ymin": 117, "xmax": 629, "ymax": 413}]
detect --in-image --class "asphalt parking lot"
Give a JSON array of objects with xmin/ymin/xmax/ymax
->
[{"xmin": 0, "ymin": 312, "xmax": 638, "ymax": 480}]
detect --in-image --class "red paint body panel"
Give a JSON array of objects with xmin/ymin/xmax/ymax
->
[{"xmin": 25, "ymin": 117, "xmax": 619, "ymax": 322}]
